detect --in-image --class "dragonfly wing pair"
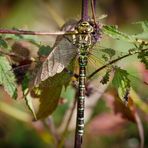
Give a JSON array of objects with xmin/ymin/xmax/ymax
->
[{"xmin": 34, "ymin": 21, "xmax": 77, "ymax": 86}]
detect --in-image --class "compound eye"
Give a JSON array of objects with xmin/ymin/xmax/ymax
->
[{"xmin": 82, "ymin": 21, "xmax": 89, "ymax": 26}]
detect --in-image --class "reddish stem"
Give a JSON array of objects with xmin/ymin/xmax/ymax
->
[
  {"xmin": 0, "ymin": 29, "xmax": 69, "ymax": 36},
  {"xmin": 81, "ymin": 0, "xmax": 89, "ymax": 21}
]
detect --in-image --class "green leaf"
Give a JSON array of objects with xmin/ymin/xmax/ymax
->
[
  {"xmin": 24, "ymin": 60, "xmax": 74, "ymax": 119},
  {"xmin": 112, "ymin": 67, "xmax": 130, "ymax": 102},
  {"xmin": 23, "ymin": 20, "xmax": 77, "ymax": 119},
  {"xmin": 38, "ymin": 45, "xmax": 52, "ymax": 56},
  {"xmin": 36, "ymin": 73, "xmax": 71, "ymax": 119},
  {"xmin": 22, "ymin": 73, "xmax": 30, "ymax": 91},
  {"xmin": 101, "ymin": 48, "xmax": 116, "ymax": 59},
  {"xmin": 136, "ymin": 21, "xmax": 148, "ymax": 32},
  {"xmin": 0, "ymin": 56, "xmax": 17, "ymax": 99},
  {"xmin": 21, "ymin": 73, "xmax": 37, "ymax": 119},
  {"xmin": 0, "ymin": 38, "xmax": 8, "ymax": 48},
  {"xmin": 33, "ymin": 63, "xmax": 74, "ymax": 119},
  {"xmin": 3, "ymin": 34, "xmax": 40, "ymax": 47},
  {"xmin": 100, "ymin": 69, "xmax": 111, "ymax": 84},
  {"xmin": 24, "ymin": 89, "xmax": 37, "ymax": 119},
  {"xmin": 103, "ymin": 25, "xmax": 135, "ymax": 42},
  {"xmin": 138, "ymin": 50, "xmax": 148, "ymax": 69},
  {"xmin": 133, "ymin": 21, "xmax": 148, "ymax": 40}
]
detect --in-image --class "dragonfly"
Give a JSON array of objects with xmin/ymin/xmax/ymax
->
[
  {"xmin": 0, "ymin": 1, "xmax": 148, "ymax": 148},
  {"xmin": 0, "ymin": 1, "xmax": 104, "ymax": 145},
  {"xmin": 3, "ymin": 17, "xmax": 148, "ymax": 147}
]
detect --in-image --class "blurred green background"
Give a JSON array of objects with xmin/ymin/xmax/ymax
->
[{"xmin": 0, "ymin": 0, "xmax": 148, "ymax": 148}]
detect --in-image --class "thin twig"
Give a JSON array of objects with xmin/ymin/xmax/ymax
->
[
  {"xmin": 91, "ymin": 0, "xmax": 97, "ymax": 24},
  {"xmin": 58, "ymin": 96, "xmax": 77, "ymax": 148},
  {"xmin": 0, "ymin": 29, "xmax": 76, "ymax": 36},
  {"xmin": 42, "ymin": 117, "xmax": 60, "ymax": 147},
  {"xmin": 81, "ymin": 0, "xmax": 89, "ymax": 21},
  {"xmin": 93, "ymin": 0, "xmax": 97, "ymax": 9},
  {"xmin": 134, "ymin": 111, "xmax": 144, "ymax": 148},
  {"xmin": 88, "ymin": 48, "xmax": 148, "ymax": 79}
]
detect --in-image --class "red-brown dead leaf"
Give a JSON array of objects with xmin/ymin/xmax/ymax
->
[
  {"xmin": 104, "ymin": 90, "xmax": 136, "ymax": 122},
  {"xmin": 87, "ymin": 113, "xmax": 126, "ymax": 136}
]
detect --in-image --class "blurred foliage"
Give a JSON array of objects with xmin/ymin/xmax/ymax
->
[
  {"xmin": 0, "ymin": 0, "xmax": 148, "ymax": 148},
  {"xmin": 0, "ymin": 115, "xmax": 48, "ymax": 148}
]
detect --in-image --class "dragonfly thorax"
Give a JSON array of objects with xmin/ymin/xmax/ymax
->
[
  {"xmin": 77, "ymin": 21, "xmax": 93, "ymax": 34},
  {"xmin": 73, "ymin": 21, "xmax": 94, "ymax": 56}
]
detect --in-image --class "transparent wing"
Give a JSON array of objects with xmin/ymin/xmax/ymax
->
[
  {"xmin": 86, "ymin": 44, "xmax": 110, "ymax": 78},
  {"xmin": 34, "ymin": 20, "xmax": 77, "ymax": 86}
]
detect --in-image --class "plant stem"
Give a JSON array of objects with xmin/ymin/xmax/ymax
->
[
  {"xmin": 0, "ymin": 29, "xmax": 73, "ymax": 36},
  {"xmin": 91, "ymin": 0, "xmax": 97, "ymax": 24},
  {"xmin": 57, "ymin": 96, "xmax": 77, "ymax": 148},
  {"xmin": 88, "ymin": 48, "xmax": 148, "ymax": 79},
  {"xmin": 93, "ymin": 0, "xmax": 97, "ymax": 9},
  {"xmin": 81, "ymin": 0, "xmax": 89, "ymax": 21},
  {"xmin": 42, "ymin": 117, "xmax": 60, "ymax": 147}
]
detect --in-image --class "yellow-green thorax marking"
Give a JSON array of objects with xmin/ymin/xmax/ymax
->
[{"xmin": 74, "ymin": 21, "xmax": 93, "ymax": 139}]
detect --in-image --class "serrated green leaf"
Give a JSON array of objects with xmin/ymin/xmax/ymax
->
[
  {"xmin": 103, "ymin": 25, "xmax": 135, "ymax": 42},
  {"xmin": 133, "ymin": 21, "xmax": 148, "ymax": 40},
  {"xmin": 100, "ymin": 70, "xmax": 110, "ymax": 84},
  {"xmin": 24, "ymin": 60, "xmax": 74, "ymax": 119},
  {"xmin": 101, "ymin": 48, "xmax": 115, "ymax": 59},
  {"xmin": 0, "ymin": 56, "xmax": 17, "ymax": 99},
  {"xmin": 141, "ymin": 21, "xmax": 148, "ymax": 32},
  {"xmin": 33, "ymin": 63, "xmax": 74, "ymax": 119},
  {"xmin": 138, "ymin": 50, "xmax": 148, "ymax": 69},
  {"xmin": 3, "ymin": 34, "xmax": 40, "ymax": 46},
  {"xmin": 36, "ymin": 73, "xmax": 70, "ymax": 119},
  {"xmin": 0, "ymin": 38, "xmax": 8, "ymax": 48},
  {"xmin": 136, "ymin": 21, "xmax": 148, "ymax": 32},
  {"xmin": 21, "ymin": 73, "xmax": 36, "ymax": 119},
  {"xmin": 133, "ymin": 32, "xmax": 148, "ymax": 40},
  {"xmin": 112, "ymin": 67, "xmax": 130, "ymax": 102},
  {"xmin": 101, "ymin": 54, "xmax": 108, "ymax": 61}
]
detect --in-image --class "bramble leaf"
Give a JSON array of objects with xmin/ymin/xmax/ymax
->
[
  {"xmin": 103, "ymin": 25, "xmax": 136, "ymax": 42},
  {"xmin": 26, "ymin": 61, "xmax": 74, "ymax": 119},
  {"xmin": 101, "ymin": 48, "xmax": 115, "ymax": 60},
  {"xmin": 100, "ymin": 70, "xmax": 111, "ymax": 84},
  {"xmin": 36, "ymin": 70, "xmax": 72, "ymax": 119},
  {"xmin": 133, "ymin": 21, "xmax": 148, "ymax": 40},
  {"xmin": 136, "ymin": 21, "xmax": 148, "ymax": 32},
  {"xmin": 21, "ymin": 74, "xmax": 37, "ymax": 119},
  {"xmin": 0, "ymin": 37, "xmax": 8, "ymax": 48},
  {"xmin": 23, "ymin": 57, "xmax": 75, "ymax": 119},
  {"xmin": 0, "ymin": 56, "xmax": 17, "ymax": 99},
  {"xmin": 112, "ymin": 67, "xmax": 130, "ymax": 102},
  {"xmin": 3, "ymin": 33, "xmax": 40, "ymax": 46},
  {"xmin": 137, "ymin": 50, "xmax": 148, "ymax": 69}
]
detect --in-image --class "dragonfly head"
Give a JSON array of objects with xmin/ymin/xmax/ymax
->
[{"xmin": 77, "ymin": 21, "xmax": 93, "ymax": 34}]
